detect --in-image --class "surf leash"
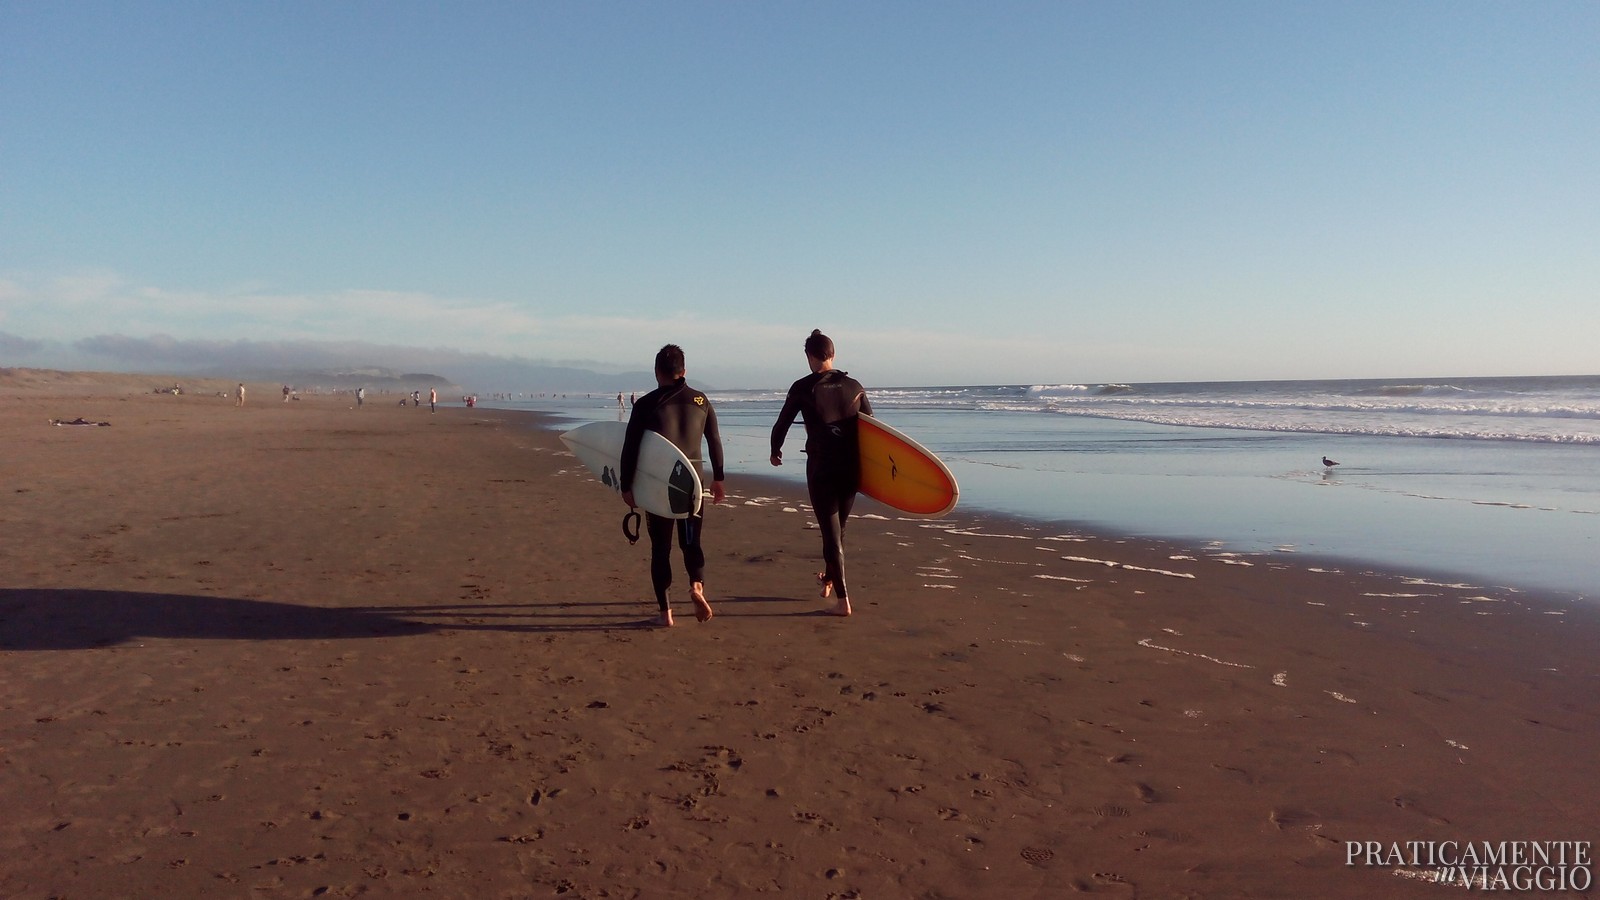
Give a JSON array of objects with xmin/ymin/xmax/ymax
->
[{"xmin": 622, "ymin": 510, "xmax": 642, "ymax": 545}]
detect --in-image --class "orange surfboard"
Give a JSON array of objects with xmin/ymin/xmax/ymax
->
[{"xmin": 856, "ymin": 414, "xmax": 959, "ymax": 517}]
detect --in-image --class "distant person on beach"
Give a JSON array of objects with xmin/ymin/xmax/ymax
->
[
  {"xmin": 236, "ymin": 383, "xmax": 246, "ymax": 407},
  {"xmin": 770, "ymin": 329, "xmax": 872, "ymax": 617},
  {"xmin": 429, "ymin": 388, "xmax": 437, "ymax": 413},
  {"xmin": 282, "ymin": 384, "xmax": 291, "ymax": 402},
  {"xmin": 356, "ymin": 387, "xmax": 365, "ymax": 407},
  {"xmin": 620, "ymin": 344, "xmax": 726, "ymax": 627}
]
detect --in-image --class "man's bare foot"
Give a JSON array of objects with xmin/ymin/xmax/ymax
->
[
  {"xmin": 654, "ymin": 609, "xmax": 674, "ymax": 627},
  {"xmin": 817, "ymin": 573, "xmax": 833, "ymax": 599},
  {"xmin": 690, "ymin": 583, "xmax": 713, "ymax": 622},
  {"xmin": 826, "ymin": 596, "xmax": 852, "ymax": 617}
]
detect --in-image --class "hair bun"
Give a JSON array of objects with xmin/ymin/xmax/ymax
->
[{"xmin": 811, "ymin": 329, "xmax": 823, "ymax": 336}]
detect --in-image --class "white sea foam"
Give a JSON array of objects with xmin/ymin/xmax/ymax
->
[
  {"xmin": 961, "ymin": 552, "xmax": 1038, "ymax": 567},
  {"xmin": 1123, "ymin": 565, "xmax": 1195, "ymax": 579},
  {"xmin": 1061, "ymin": 557, "xmax": 1196, "ymax": 579},
  {"xmin": 706, "ymin": 376, "xmax": 1600, "ymax": 444},
  {"xmin": 1137, "ymin": 638, "xmax": 1252, "ymax": 668},
  {"xmin": 1402, "ymin": 578, "xmax": 1481, "ymax": 590}
]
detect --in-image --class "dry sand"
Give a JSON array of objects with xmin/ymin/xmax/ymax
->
[{"xmin": 2, "ymin": 369, "xmax": 1596, "ymax": 898}]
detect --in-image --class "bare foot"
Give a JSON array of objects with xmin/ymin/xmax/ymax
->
[
  {"xmin": 654, "ymin": 609, "xmax": 674, "ymax": 627},
  {"xmin": 817, "ymin": 572, "xmax": 833, "ymax": 599},
  {"xmin": 690, "ymin": 583, "xmax": 714, "ymax": 622},
  {"xmin": 826, "ymin": 596, "xmax": 852, "ymax": 617}
]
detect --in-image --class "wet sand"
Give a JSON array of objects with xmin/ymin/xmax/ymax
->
[{"xmin": 3, "ymin": 369, "xmax": 1597, "ymax": 898}]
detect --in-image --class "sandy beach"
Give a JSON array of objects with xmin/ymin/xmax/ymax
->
[{"xmin": 3, "ymin": 369, "xmax": 1596, "ymax": 899}]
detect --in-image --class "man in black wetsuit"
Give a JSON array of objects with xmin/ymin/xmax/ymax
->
[
  {"xmin": 620, "ymin": 344, "xmax": 726, "ymax": 627},
  {"xmin": 770, "ymin": 329, "xmax": 872, "ymax": 617}
]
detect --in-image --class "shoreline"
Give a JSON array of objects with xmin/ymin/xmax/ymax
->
[
  {"xmin": 3, "ymin": 371, "xmax": 1597, "ymax": 898},
  {"xmin": 524, "ymin": 402, "xmax": 1597, "ymax": 612}
]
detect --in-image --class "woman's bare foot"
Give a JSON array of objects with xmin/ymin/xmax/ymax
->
[
  {"xmin": 653, "ymin": 609, "xmax": 674, "ymax": 627},
  {"xmin": 826, "ymin": 596, "xmax": 852, "ymax": 617},
  {"xmin": 690, "ymin": 583, "xmax": 714, "ymax": 622},
  {"xmin": 817, "ymin": 572, "xmax": 833, "ymax": 599}
]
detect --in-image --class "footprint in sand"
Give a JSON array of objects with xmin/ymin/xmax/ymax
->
[
  {"xmin": 528, "ymin": 788, "xmax": 564, "ymax": 807},
  {"xmin": 1392, "ymin": 795, "xmax": 1451, "ymax": 825},
  {"xmin": 1020, "ymin": 846, "xmax": 1054, "ymax": 864},
  {"xmin": 1211, "ymin": 763, "xmax": 1255, "ymax": 784},
  {"xmin": 1268, "ymin": 808, "xmax": 1321, "ymax": 831}
]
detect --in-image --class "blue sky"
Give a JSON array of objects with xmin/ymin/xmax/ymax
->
[{"xmin": 2, "ymin": 1, "xmax": 1596, "ymax": 388}]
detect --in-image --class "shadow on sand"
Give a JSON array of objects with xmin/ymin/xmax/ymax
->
[
  {"xmin": 0, "ymin": 590, "xmax": 688, "ymax": 651},
  {"xmin": 0, "ymin": 588, "xmax": 445, "ymax": 651},
  {"xmin": 0, "ymin": 590, "xmax": 832, "ymax": 651}
]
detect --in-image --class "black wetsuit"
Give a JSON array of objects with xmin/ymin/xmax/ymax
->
[
  {"xmin": 770, "ymin": 369, "xmax": 872, "ymax": 600},
  {"xmin": 621, "ymin": 378, "xmax": 725, "ymax": 611}
]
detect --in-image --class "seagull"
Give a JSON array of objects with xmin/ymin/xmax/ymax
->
[{"xmin": 1322, "ymin": 456, "xmax": 1340, "ymax": 468}]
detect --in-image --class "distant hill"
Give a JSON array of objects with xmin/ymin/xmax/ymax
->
[
  {"xmin": 433, "ymin": 359, "xmax": 661, "ymax": 394},
  {"xmin": 226, "ymin": 362, "xmax": 673, "ymax": 395},
  {"xmin": 263, "ymin": 367, "xmax": 458, "ymax": 391},
  {"xmin": 2, "ymin": 333, "xmax": 677, "ymax": 395}
]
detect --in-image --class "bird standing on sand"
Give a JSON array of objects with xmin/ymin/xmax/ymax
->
[{"xmin": 1322, "ymin": 456, "xmax": 1340, "ymax": 468}]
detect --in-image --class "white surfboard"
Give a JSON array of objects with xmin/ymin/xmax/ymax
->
[{"xmin": 560, "ymin": 421, "xmax": 704, "ymax": 519}]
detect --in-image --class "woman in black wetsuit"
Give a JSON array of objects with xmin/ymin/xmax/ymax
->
[{"xmin": 770, "ymin": 329, "xmax": 872, "ymax": 616}]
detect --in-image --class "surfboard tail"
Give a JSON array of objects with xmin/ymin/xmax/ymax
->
[{"xmin": 667, "ymin": 460, "xmax": 701, "ymax": 515}]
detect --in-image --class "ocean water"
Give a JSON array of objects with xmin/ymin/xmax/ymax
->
[{"xmin": 495, "ymin": 375, "xmax": 1600, "ymax": 601}]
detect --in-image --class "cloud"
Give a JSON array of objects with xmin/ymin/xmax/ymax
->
[
  {"xmin": 0, "ymin": 330, "xmax": 44, "ymax": 355},
  {"xmin": 1, "ymin": 270, "xmax": 1130, "ymax": 385},
  {"xmin": 71, "ymin": 332, "xmax": 568, "ymax": 374},
  {"xmin": 1, "ymin": 270, "xmax": 815, "ymax": 379}
]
